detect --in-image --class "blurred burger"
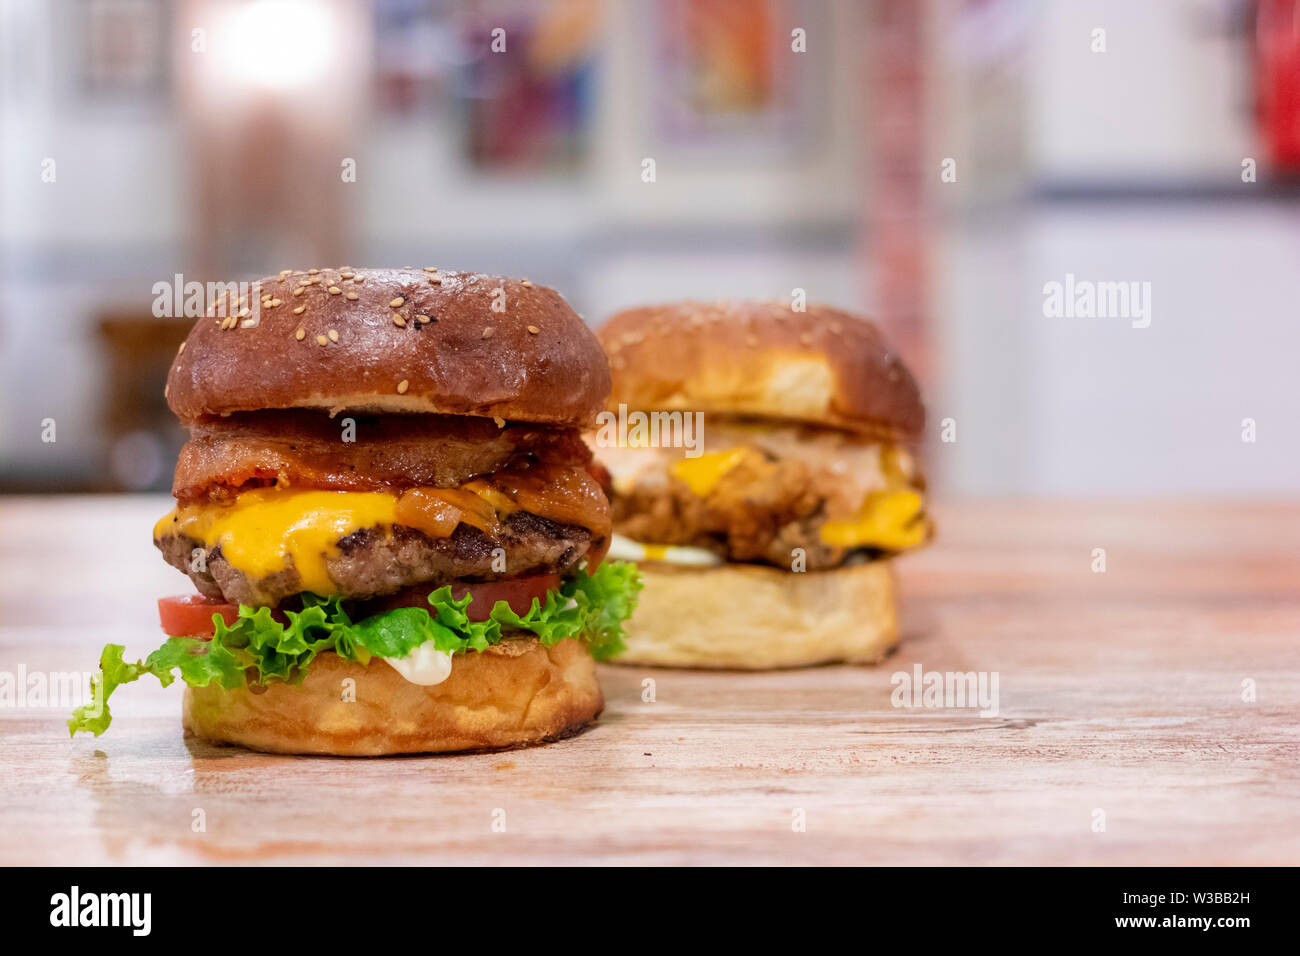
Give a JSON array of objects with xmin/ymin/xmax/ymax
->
[
  {"xmin": 70, "ymin": 268, "xmax": 640, "ymax": 754},
  {"xmin": 593, "ymin": 301, "xmax": 928, "ymax": 669}
]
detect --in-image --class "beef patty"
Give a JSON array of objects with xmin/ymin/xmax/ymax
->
[{"xmin": 156, "ymin": 510, "xmax": 597, "ymax": 607}]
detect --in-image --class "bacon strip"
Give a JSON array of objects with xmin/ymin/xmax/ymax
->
[{"xmin": 173, "ymin": 409, "xmax": 592, "ymax": 503}]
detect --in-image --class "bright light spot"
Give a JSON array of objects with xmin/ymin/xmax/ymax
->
[{"xmin": 226, "ymin": 1, "xmax": 336, "ymax": 91}]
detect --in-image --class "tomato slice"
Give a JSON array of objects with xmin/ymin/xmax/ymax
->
[
  {"xmin": 160, "ymin": 571, "xmax": 568, "ymax": 639},
  {"xmin": 366, "ymin": 572, "xmax": 563, "ymax": 622},
  {"xmin": 158, "ymin": 595, "xmax": 239, "ymax": 638},
  {"xmin": 451, "ymin": 573, "xmax": 562, "ymax": 620}
]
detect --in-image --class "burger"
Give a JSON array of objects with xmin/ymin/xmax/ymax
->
[
  {"xmin": 69, "ymin": 268, "xmax": 640, "ymax": 755},
  {"xmin": 593, "ymin": 301, "xmax": 928, "ymax": 669}
]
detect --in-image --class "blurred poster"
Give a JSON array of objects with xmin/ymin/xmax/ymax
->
[
  {"xmin": 76, "ymin": 0, "xmax": 170, "ymax": 103},
  {"xmin": 655, "ymin": 0, "xmax": 815, "ymax": 151},
  {"xmin": 374, "ymin": 0, "xmax": 458, "ymax": 116},
  {"xmin": 1255, "ymin": 0, "xmax": 1300, "ymax": 171},
  {"xmin": 459, "ymin": 0, "xmax": 602, "ymax": 171}
]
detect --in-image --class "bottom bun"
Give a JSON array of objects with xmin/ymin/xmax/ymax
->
[
  {"xmin": 183, "ymin": 637, "xmax": 602, "ymax": 756},
  {"xmin": 611, "ymin": 559, "xmax": 899, "ymax": 669}
]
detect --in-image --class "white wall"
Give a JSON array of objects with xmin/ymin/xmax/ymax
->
[
  {"xmin": 936, "ymin": 201, "xmax": 1300, "ymax": 497},
  {"xmin": 1028, "ymin": 0, "xmax": 1254, "ymax": 184}
]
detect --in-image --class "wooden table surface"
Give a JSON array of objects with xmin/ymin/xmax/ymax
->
[{"xmin": 1, "ymin": 495, "xmax": 1297, "ymax": 865}]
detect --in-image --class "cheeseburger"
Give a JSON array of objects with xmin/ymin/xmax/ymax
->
[
  {"xmin": 70, "ymin": 268, "xmax": 640, "ymax": 755},
  {"xmin": 594, "ymin": 301, "xmax": 927, "ymax": 669}
]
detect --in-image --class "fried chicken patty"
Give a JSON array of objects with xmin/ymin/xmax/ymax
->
[
  {"xmin": 610, "ymin": 456, "xmax": 852, "ymax": 569},
  {"xmin": 157, "ymin": 510, "xmax": 598, "ymax": 607},
  {"xmin": 597, "ymin": 421, "xmax": 925, "ymax": 571}
]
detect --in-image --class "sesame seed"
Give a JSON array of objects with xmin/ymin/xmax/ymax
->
[
  {"xmin": 293, "ymin": 305, "xmax": 306, "ymax": 315},
  {"xmin": 397, "ymin": 379, "xmax": 409, "ymax": 394},
  {"xmin": 308, "ymin": 268, "xmax": 319, "ymax": 274},
  {"xmin": 279, "ymin": 269, "xmax": 291, "ymax": 277},
  {"xmin": 292, "ymin": 287, "xmax": 305, "ymax": 296},
  {"xmin": 482, "ymin": 327, "xmax": 494, "ymax": 339},
  {"xmin": 178, "ymin": 342, "xmax": 186, "ymax": 354},
  {"xmin": 352, "ymin": 275, "xmax": 365, "ymax": 283},
  {"xmin": 328, "ymin": 286, "xmax": 341, "ymax": 295},
  {"xmin": 317, "ymin": 334, "xmax": 328, "ymax": 346},
  {"xmin": 521, "ymin": 279, "xmax": 533, "ymax": 287},
  {"xmin": 527, "ymin": 325, "xmax": 540, "ymax": 334},
  {"xmin": 411, "ymin": 314, "xmax": 428, "ymax": 325},
  {"xmin": 423, "ymin": 266, "xmax": 438, "ymax": 272},
  {"xmin": 389, "ymin": 297, "xmax": 404, "ymax": 308},
  {"xmin": 164, "ymin": 384, "xmax": 170, "ymax": 398},
  {"xmin": 239, "ymin": 307, "xmax": 250, "ymax": 318},
  {"xmin": 295, "ymin": 328, "xmax": 306, "ymax": 340},
  {"xmin": 328, "ymin": 329, "xmax": 339, "ymax": 343},
  {"xmin": 241, "ymin": 317, "xmax": 258, "ymax": 329},
  {"xmin": 346, "ymin": 292, "xmax": 359, "ymax": 301},
  {"xmin": 340, "ymin": 272, "xmax": 354, "ymax": 279},
  {"xmin": 493, "ymin": 416, "xmax": 506, "ymax": 428},
  {"xmin": 392, "ymin": 314, "xmax": 406, "ymax": 327}
]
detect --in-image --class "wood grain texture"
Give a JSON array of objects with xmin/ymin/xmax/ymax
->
[{"xmin": 1, "ymin": 496, "xmax": 1297, "ymax": 865}]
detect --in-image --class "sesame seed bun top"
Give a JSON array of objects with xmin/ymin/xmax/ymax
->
[
  {"xmin": 598, "ymin": 301, "xmax": 925, "ymax": 440},
  {"xmin": 166, "ymin": 268, "xmax": 610, "ymax": 427}
]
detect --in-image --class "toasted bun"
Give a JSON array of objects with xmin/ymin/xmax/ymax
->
[
  {"xmin": 599, "ymin": 301, "xmax": 923, "ymax": 439},
  {"xmin": 167, "ymin": 269, "xmax": 609, "ymax": 427},
  {"xmin": 609, "ymin": 560, "xmax": 898, "ymax": 669},
  {"xmin": 182, "ymin": 637, "xmax": 602, "ymax": 755}
]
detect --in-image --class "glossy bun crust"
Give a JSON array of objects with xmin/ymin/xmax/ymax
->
[
  {"xmin": 610, "ymin": 559, "xmax": 899, "ymax": 669},
  {"xmin": 167, "ymin": 268, "xmax": 609, "ymax": 427},
  {"xmin": 599, "ymin": 301, "xmax": 924, "ymax": 440},
  {"xmin": 182, "ymin": 638, "xmax": 602, "ymax": 755}
]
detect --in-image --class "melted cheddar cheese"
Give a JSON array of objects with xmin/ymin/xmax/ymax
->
[
  {"xmin": 818, "ymin": 489, "xmax": 927, "ymax": 550},
  {"xmin": 153, "ymin": 470, "xmax": 602, "ymax": 598},
  {"xmin": 663, "ymin": 442, "xmax": 928, "ymax": 553},
  {"xmin": 154, "ymin": 489, "xmax": 400, "ymax": 596},
  {"xmin": 669, "ymin": 448, "xmax": 754, "ymax": 497}
]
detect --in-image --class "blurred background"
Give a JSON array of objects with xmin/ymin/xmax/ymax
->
[{"xmin": 1, "ymin": 0, "xmax": 1298, "ymax": 498}]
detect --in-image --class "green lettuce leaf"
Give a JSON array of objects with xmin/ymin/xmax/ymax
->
[{"xmin": 68, "ymin": 562, "xmax": 641, "ymax": 737}]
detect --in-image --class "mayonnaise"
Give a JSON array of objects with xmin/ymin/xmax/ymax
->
[
  {"xmin": 382, "ymin": 643, "xmax": 454, "ymax": 686},
  {"xmin": 608, "ymin": 533, "xmax": 722, "ymax": 567}
]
